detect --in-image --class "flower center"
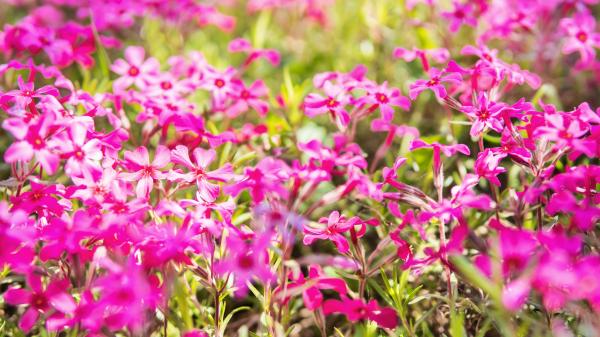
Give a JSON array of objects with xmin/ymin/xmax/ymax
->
[
  {"xmin": 478, "ymin": 109, "xmax": 490, "ymax": 120},
  {"xmin": 75, "ymin": 149, "xmax": 85, "ymax": 160},
  {"xmin": 160, "ymin": 81, "xmax": 173, "ymax": 90},
  {"xmin": 559, "ymin": 130, "xmax": 573, "ymax": 139},
  {"xmin": 31, "ymin": 136, "xmax": 45, "ymax": 149},
  {"xmin": 214, "ymin": 79, "xmax": 225, "ymax": 88},
  {"xmin": 237, "ymin": 254, "xmax": 254, "ymax": 269},
  {"xmin": 240, "ymin": 90, "xmax": 250, "ymax": 99},
  {"xmin": 375, "ymin": 93, "xmax": 389, "ymax": 104},
  {"xmin": 31, "ymin": 293, "xmax": 48, "ymax": 310},
  {"xmin": 576, "ymin": 31, "xmax": 588, "ymax": 43},
  {"xmin": 427, "ymin": 77, "xmax": 440, "ymax": 87},
  {"xmin": 143, "ymin": 166, "xmax": 155, "ymax": 176},
  {"xmin": 326, "ymin": 97, "xmax": 339, "ymax": 108},
  {"xmin": 128, "ymin": 66, "xmax": 140, "ymax": 77}
]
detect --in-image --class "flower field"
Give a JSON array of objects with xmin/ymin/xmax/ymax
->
[{"xmin": 0, "ymin": 1, "xmax": 599, "ymax": 336}]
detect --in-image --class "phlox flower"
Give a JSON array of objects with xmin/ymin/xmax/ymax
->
[
  {"xmin": 226, "ymin": 80, "xmax": 270, "ymax": 117},
  {"xmin": 560, "ymin": 11, "xmax": 600, "ymax": 68},
  {"xmin": 409, "ymin": 67, "xmax": 462, "ymax": 100},
  {"xmin": 169, "ymin": 145, "xmax": 234, "ymax": 202},
  {"xmin": 111, "ymin": 46, "xmax": 160, "ymax": 91},
  {"xmin": 214, "ymin": 231, "xmax": 275, "ymax": 297},
  {"xmin": 3, "ymin": 111, "xmax": 60, "ymax": 174},
  {"xmin": 303, "ymin": 211, "xmax": 361, "ymax": 253},
  {"xmin": 3, "ymin": 273, "xmax": 76, "ymax": 333},
  {"xmin": 474, "ymin": 149, "xmax": 506, "ymax": 187},
  {"xmin": 120, "ymin": 146, "xmax": 170, "ymax": 199},
  {"xmin": 323, "ymin": 297, "xmax": 398, "ymax": 329},
  {"xmin": 276, "ymin": 264, "xmax": 347, "ymax": 310},
  {"xmin": 366, "ymin": 82, "xmax": 411, "ymax": 121},
  {"xmin": 441, "ymin": 1, "xmax": 478, "ymax": 32},
  {"xmin": 461, "ymin": 92, "xmax": 506, "ymax": 137},
  {"xmin": 304, "ymin": 81, "xmax": 351, "ymax": 129}
]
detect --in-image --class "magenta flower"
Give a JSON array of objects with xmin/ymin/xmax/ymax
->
[
  {"xmin": 214, "ymin": 231, "xmax": 275, "ymax": 297},
  {"xmin": 393, "ymin": 47, "xmax": 449, "ymax": 71},
  {"xmin": 361, "ymin": 82, "xmax": 410, "ymax": 121},
  {"xmin": 304, "ymin": 81, "xmax": 351, "ymax": 129},
  {"xmin": 409, "ymin": 139, "xmax": 470, "ymax": 178},
  {"xmin": 94, "ymin": 258, "xmax": 161, "ymax": 333},
  {"xmin": 228, "ymin": 38, "xmax": 281, "ymax": 67},
  {"xmin": 203, "ymin": 67, "xmax": 237, "ymax": 109},
  {"xmin": 560, "ymin": 11, "xmax": 600, "ymax": 68},
  {"xmin": 409, "ymin": 68, "xmax": 462, "ymax": 100},
  {"xmin": 502, "ymin": 277, "xmax": 532, "ymax": 312},
  {"xmin": 441, "ymin": 1, "xmax": 478, "ymax": 32},
  {"xmin": 226, "ymin": 80, "xmax": 270, "ymax": 117},
  {"xmin": 323, "ymin": 297, "xmax": 398, "ymax": 329},
  {"xmin": 225, "ymin": 158, "xmax": 291, "ymax": 204},
  {"xmin": 3, "ymin": 112, "xmax": 60, "ymax": 174},
  {"xmin": 169, "ymin": 145, "xmax": 234, "ymax": 202},
  {"xmin": 461, "ymin": 92, "xmax": 506, "ymax": 137},
  {"xmin": 111, "ymin": 46, "xmax": 160, "ymax": 91},
  {"xmin": 120, "ymin": 146, "xmax": 170, "ymax": 198},
  {"xmin": 3, "ymin": 273, "xmax": 76, "ymax": 333},
  {"xmin": 276, "ymin": 264, "xmax": 348, "ymax": 310},
  {"xmin": 57, "ymin": 123, "xmax": 102, "ymax": 177},
  {"xmin": 303, "ymin": 211, "xmax": 360, "ymax": 253},
  {"xmin": 534, "ymin": 112, "xmax": 590, "ymax": 153},
  {"xmin": 1, "ymin": 75, "xmax": 59, "ymax": 108},
  {"xmin": 474, "ymin": 149, "xmax": 506, "ymax": 186}
]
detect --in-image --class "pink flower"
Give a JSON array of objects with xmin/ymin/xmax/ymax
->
[
  {"xmin": 502, "ymin": 277, "xmax": 531, "ymax": 311},
  {"xmin": 120, "ymin": 146, "xmax": 170, "ymax": 198},
  {"xmin": 3, "ymin": 273, "xmax": 76, "ymax": 333},
  {"xmin": 474, "ymin": 149, "xmax": 506, "ymax": 187},
  {"xmin": 226, "ymin": 80, "xmax": 270, "ymax": 117},
  {"xmin": 409, "ymin": 68, "xmax": 462, "ymax": 100},
  {"xmin": 57, "ymin": 123, "xmax": 102, "ymax": 177},
  {"xmin": 203, "ymin": 67, "xmax": 238, "ymax": 109},
  {"xmin": 361, "ymin": 82, "xmax": 410, "ymax": 121},
  {"xmin": 304, "ymin": 81, "xmax": 351, "ymax": 129},
  {"xmin": 323, "ymin": 297, "xmax": 398, "ymax": 329},
  {"xmin": 3, "ymin": 112, "xmax": 60, "ymax": 174},
  {"xmin": 110, "ymin": 46, "xmax": 160, "ymax": 90},
  {"xmin": 560, "ymin": 12, "xmax": 600, "ymax": 68},
  {"xmin": 169, "ymin": 145, "xmax": 234, "ymax": 202},
  {"xmin": 461, "ymin": 92, "xmax": 506, "ymax": 137},
  {"xmin": 303, "ymin": 211, "xmax": 360, "ymax": 253},
  {"xmin": 393, "ymin": 47, "xmax": 449, "ymax": 71},
  {"xmin": 276, "ymin": 265, "xmax": 347, "ymax": 310},
  {"xmin": 214, "ymin": 231, "xmax": 275, "ymax": 297},
  {"xmin": 1, "ymin": 75, "xmax": 58, "ymax": 108},
  {"xmin": 441, "ymin": 1, "xmax": 478, "ymax": 32},
  {"xmin": 94, "ymin": 258, "xmax": 161, "ymax": 333},
  {"xmin": 228, "ymin": 38, "xmax": 281, "ymax": 67},
  {"xmin": 409, "ymin": 139, "xmax": 470, "ymax": 178}
]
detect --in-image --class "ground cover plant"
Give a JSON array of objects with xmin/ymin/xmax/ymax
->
[{"xmin": 0, "ymin": 0, "xmax": 599, "ymax": 336}]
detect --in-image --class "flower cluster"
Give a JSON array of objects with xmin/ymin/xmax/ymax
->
[{"xmin": 1, "ymin": 1, "xmax": 600, "ymax": 337}]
